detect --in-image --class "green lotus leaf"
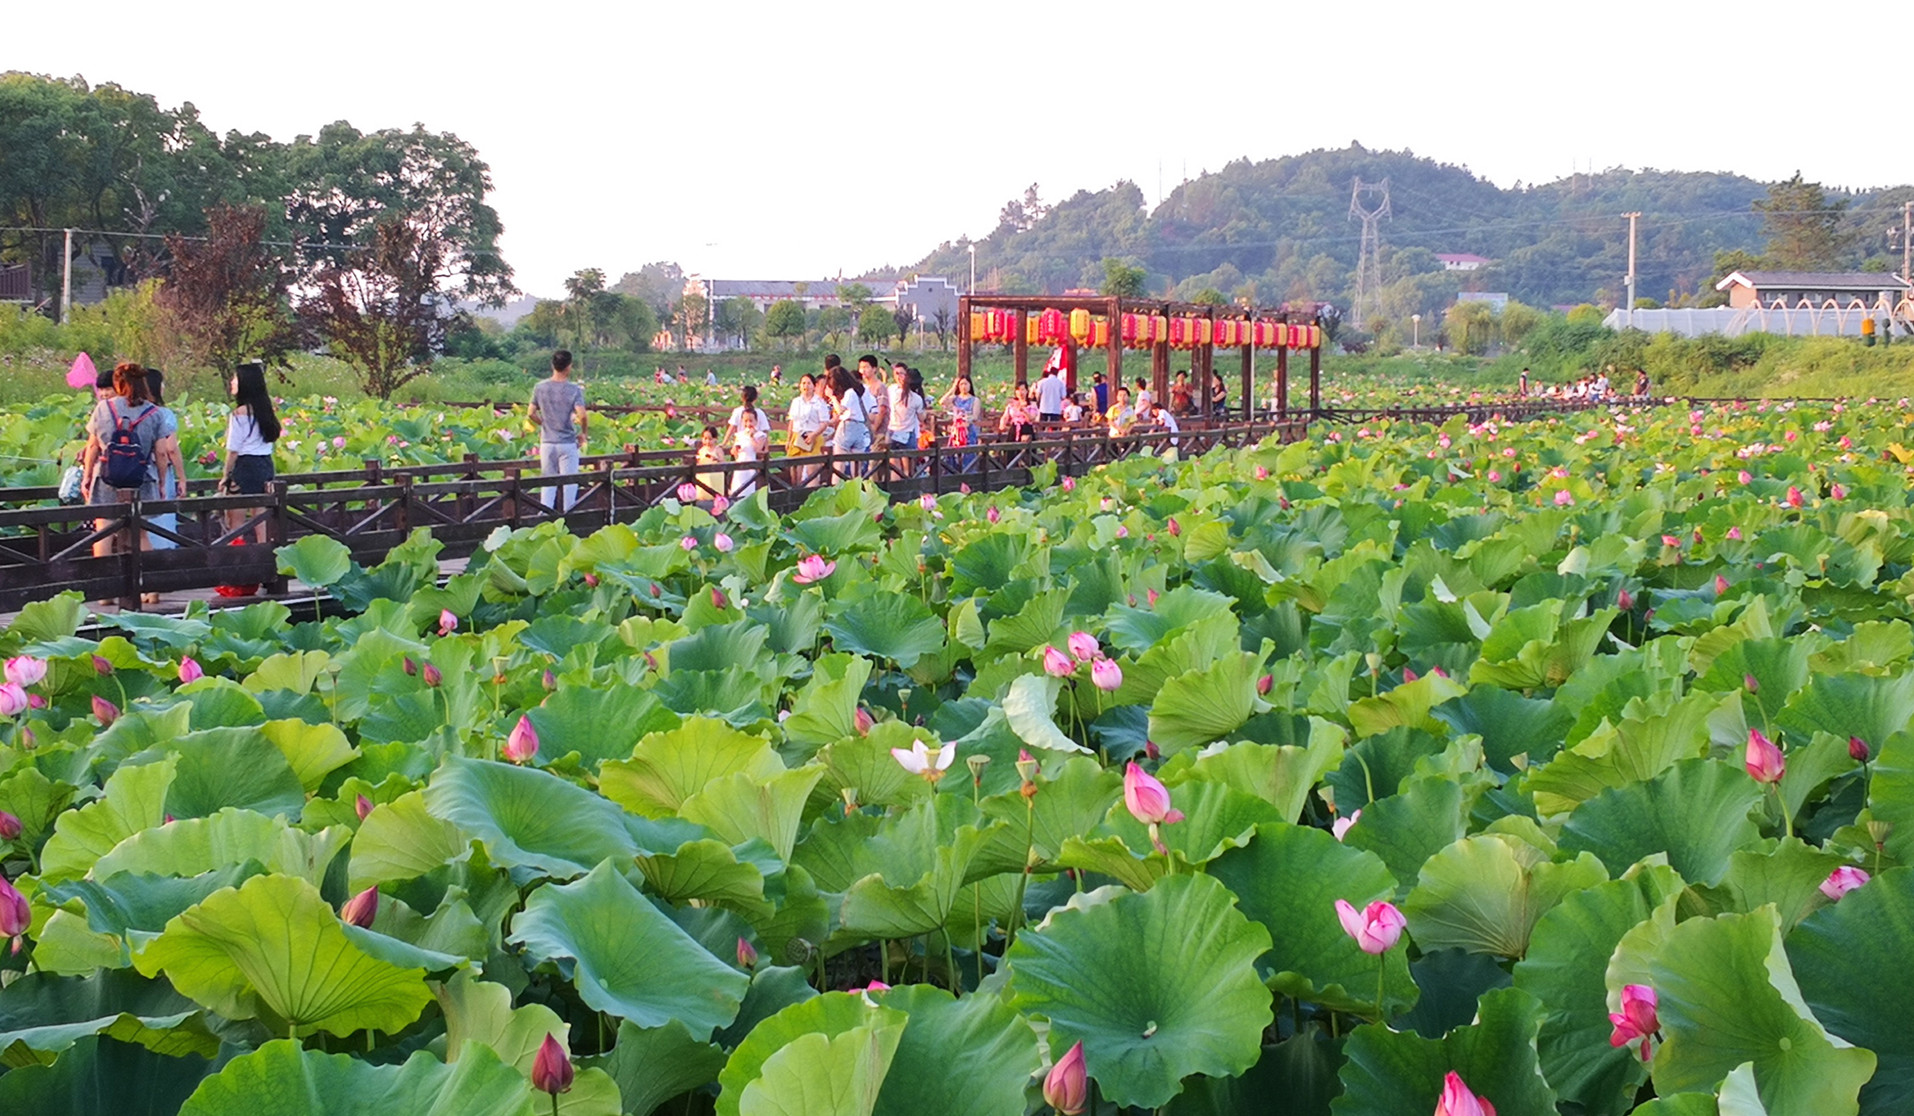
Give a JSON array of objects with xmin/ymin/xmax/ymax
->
[
  {"xmin": 134, "ymin": 873, "xmax": 433, "ymax": 1039},
  {"xmin": 425, "ymin": 756, "xmax": 699, "ymax": 878},
  {"xmin": 788, "ymin": 505, "xmax": 885, "ymax": 557},
  {"xmin": 179, "ymin": 1039, "xmax": 536, "ymax": 1116},
  {"xmin": 0, "ymin": 765, "xmax": 71, "ymax": 851},
  {"xmin": 1432, "ymin": 684, "xmax": 1574, "ymax": 772},
  {"xmin": 42, "ymin": 863, "xmax": 267, "ymax": 942},
  {"xmin": 93, "ymin": 808, "xmax": 350, "ymax": 888},
  {"xmin": 738, "ymin": 1019, "xmax": 902, "ymax": 1116},
  {"xmin": 5, "ymin": 592, "xmax": 89, "ymax": 643},
  {"xmin": 823, "ymin": 593, "xmax": 945, "ymax": 669},
  {"xmin": 1006, "ymin": 874, "xmax": 1274, "ymax": 1109},
  {"xmin": 1777, "ymin": 671, "xmax": 1914, "ymax": 758},
  {"xmin": 1103, "ymin": 587, "xmax": 1237, "ymax": 655},
  {"xmin": 1706, "ymin": 838, "xmax": 1850, "ymax": 933},
  {"xmin": 1809, "ymin": 620, "xmax": 1914, "ymax": 676},
  {"xmin": 1523, "ymin": 690, "xmax": 1718, "ymax": 817},
  {"xmin": 678, "ymin": 767, "xmax": 825, "ymax": 862},
  {"xmin": 1000, "ymin": 672, "xmax": 1090, "ymax": 754},
  {"xmin": 1403, "ymin": 833, "xmax": 1608, "ymax": 958},
  {"xmin": 274, "ymin": 535, "xmax": 353, "ymax": 589},
  {"xmin": 1787, "ymin": 865, "xmax": 1914, "ymax": 1114},
  {"xmin": 1868, "ymin": 728, "xmax": 1914, "ymax": 863},
  {"xmin": 0, "ymin": 1034, "xmax": 218, "ymax": 1115},
  {"xmin": 866, "ymin": 985, "xmax": 1042, "ymax": 1116},
  {"xmin": 1147, "ymin": 650, "xmax": 1267, "ymax": 755},
  {"xmin": 164, "ymin": 677, "xmax": 267, "ymax": 729},
  {"xmin": 1347, "ymin": 671, "xmax": 1470, "ymax": 738},
  {"xmin": 814, "ymin": 722, "xmax": 941, "ymax": 809},
  {"xmin": 1099, "ymin": 779, "xmax": 1286, "ymax": 868},
  {"xmin": 508, "ymin": 860, "xmax": 748, "ymax": 1036},
  {"xmin": 257, "ymin": 718, "xmax": 356, "ymax": 792},
  {"xmin": 526, "ymin": 682, "xmax": 680, "ymax": 770},
  {"xmin": 1158, "ymin": 721, "xmax": 1345, "ymax": 823},
  {"xmin": 240, "ymin": 649, "xmax": 333, "ymax": 695},
  {"xmin": 140, "ymin": 729, "xmax": 305, "ymax": 821},
  {"xmin": 1510, "ymin": 865, "xmax": 1687, "ymax": 1116},
  {"xmin": 39, "ymin": 755, "xmax": 177, "ymax": 882},
  {"xmin": 432, "ymin": 971, "xmax": 622, "ymax": 1116},
  {"xmin": 635, "ymin": 838, "xmax": 771, "ymax": 914},
  {"xmin": 832, "ymin": 800, "xmax": 999, "ymax": 941},
  {"xmin": 600, "ymin": 717, "xmax": 786, "ymax": 819},
  {"xmin": 348, "ymin": 788, "xmax": 467, "ymax": 891},
  {"xmin": 717, "ymin": 992, "xmax": 907, "ymax": 1116},
  {"xmin": 1209, "ymin": 821, "xmax": 1417, "ymax": 1016},
  {"xmin": 781, "ymin": 653, "xmax": 875, "ymax": 750},
  {"xmin": 1698, "ymin": 638, "xmax": 1815, "ymax": 717},
  {"xmin": 1343, "ymin": 772, "xmax": 1471, "ymax": 887},
  {"xmin": 1559, "ymin": 758, "xmax": 1764, "ymax": 885},
  {"xmin": 979, "ymin": 755, "xmax": 1122, "ymax": 866},
  {"xmin": 1332, "ymin": 986, "xmax": 1557, "ymax": 1116},
  {"xmin": 0, "ymin": 968, "xmax": 217, "ymax": 1065},
  {"xmin": 1649, "ymin": 908, "xmax": 1875, "ymax": 1115},
  {"xmin": 588, "ymin": 1018, "xmax": 730, "ymax": 1116}
]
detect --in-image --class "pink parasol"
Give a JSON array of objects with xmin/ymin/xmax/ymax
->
[{"xmin": 66, "ymin": 352, "xmax": 98, "ymax": 390}]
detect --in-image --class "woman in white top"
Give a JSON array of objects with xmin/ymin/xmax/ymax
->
[
  {"xmin": 786, "ymin": 373, "xmax": 832, "ymax": 486},
  {"xmin": 886, "ymin": 363, "xmax": 927, "ymax": 480},
  {"xmin": 726, "ymin": 385, "xmax": 771, "ymax": 449},
  {"xmin": 828, "ymin": 366, "xmax": 873, "ymax": 479},
  {"xmin": 731, "ymin": 410, "xmax": 761, "ymax": 498},
  {"xmin": 221, "ymin": 362, "xmax": 281, "ymax": 543}
]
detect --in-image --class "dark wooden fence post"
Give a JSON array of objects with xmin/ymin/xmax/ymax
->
[{"xmin": 266, "ymin": 481, "xmax": 290, "ymax": 594}]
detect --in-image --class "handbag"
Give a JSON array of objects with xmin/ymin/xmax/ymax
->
[{"xmin": 58, "ymin": 465, "xmax": 85, "ymax": 505}]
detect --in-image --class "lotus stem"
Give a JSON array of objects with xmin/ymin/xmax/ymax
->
[
  {"xmin": 1772, "ymin": 784, "xmax": 1792, "ymax": 840},
  {"xmin": 1375, "ymin": 957, "xmax": 1387, "ymax": 1023},
  {"xmin": 1007, "ymin": 797, "xmax": 1036, "ymax": 954},
  {"xmin": 972, "ymin": 883, "xmax": 984, "ymax": 986}
]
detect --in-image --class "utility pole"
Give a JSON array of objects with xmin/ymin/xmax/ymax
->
[
  {"xmin": 1623, "ymin": 212, "xmax": 1641, "ymax": 327},
  {"xmin": 60, "ymin": 228, "xmax": 73, "ymax": 324},
  {"xmin": 1903, "ymin": 200, "xmax": 1911, "ymax": 288},
  {"xmin": 1348, "ymin": 178, "xmax": 1391, "ymax": 331}
]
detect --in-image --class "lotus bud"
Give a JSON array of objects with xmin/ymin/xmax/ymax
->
[
  {"xmin": 354, "ymin": 794, "xmax": 374, "ymax": 821},
  {"xmin": 1042, "ymin": 646, "xmax": 1075, "ymax": 678},
  {"xmin": 92, "ymin": 654, "xmax": 113, "ymax": 676},
  {"xmin": 174, "ymin": 655, "xmax": 204, "ymax": 685},
  {"xmin": 1831, "ymin": 482, "xmax": 1847, "ymax": 500},
  {"xmin": 422, "ymin": 662, "xmax": 442, "ymax": 688},
  {"xmin": 339, "ymin": 886, "xmax": 379, "ymax": 928},
  {"xmin": 1066, "ymin": 632, "xmax": 1100, "ymax": 663},
  {"xmin": 17, "ymin": 726, "xmax": 33, "ymax": 750},
  {"xmin": 4, "ymin": 656, "xmax": 47, "ymax": 688},
  {"xmin": 1727, "ymin": 526, "xmax": 1742, "ymax": 541},
  {"xmin": 1333, "ymin": 897, "xmax": 1406, "ymax": 954},
  {"xmin": 1787, "ymin": 486, "xmax": 1804, "ymax": 508},
  {"xmin": 505, "ymin": 716, "xmax": 539, "ymax": 763},
  {"xmin": 854, "ymin": 707, "xmax": 873, "ymax": 735},
  {"xmin": 1254, "ymin": 466, "xmax": 1269, "ymax": 480},
  {"xmin": 711, "ymin": 587, "xmax": 727, "ymax": 609},
  {"xmin": 26, "ymin": 693, "xmax": 44, "ymax": 710},
  {"xmin": 1090, "ymin": 657, "xmax": 1122, "ymax": 692},
  {"xmin": 0, "ymin": 684, "xmax": 25, "ymax": 717},
  {"xmin": 986, "ymin": 505, "xmax": 1000, "ymax": 524},
  {"xmin": 1061, "ymin": 476, "xmax": 1076, "ymax": 492},
  {"xmin": 861, "ymin": 980, "xmax": 891, "ymax": 993},
  {"xmin": 532, "ymin": 1033, "xmax": 574, "ymax": 1096},
  {"xmin": 402, "ymin": 656, "xmax": 417, "ymax": 676},
  {"xmin": 650, "ymin": 582, "xmax": 663, "ymax": 598},
  {"xmin": 711, "ymin": 495, "xmax": 731, "ymax": 517},
  {"xmin": 438, "ymin": 610, "xmax": 458, "ymax": 637},
  {"xmin": 1819, "ymin": 865, "xmax": 1869, "ymax": 901},
  {"xmin": 1146, "ymin": 587, "xmax": 1159, "ymax": 607},
  {"xmin": 91, "ymin": 694, "xmax": 119, "ymax": 726},
  {"xmin": 643, "ymin": 651, "xmax": 658, "ymax": 671},
  {"xmin": 1123, "ymin": 762, "xmax": 1185, "ymax": 827},
  {"xmin": 1743, "ymin": 673, "xmax": 1759, "ymax": 695},
  {"xmin": 1126, "ymin": 594, "xmax": 1137, "ymax": 608},
  {"xmin": 583, "ymin": 572, "xmax": 599, "ymax": 588},
  {"xmin": 1850, "ymin": 736, "xmax": 1870, "ymax": 763},
  {"xmin": 1745, "ymin": 728, "xmax": 1785, "ymax": 785},
  {"xmin": 680, "ymin": 535, "xmax": 698, "ymax": 551},
  {"xmin": 1166, "ymin": 516, "xmax": 1180, "ymax": 537},
  {"xmin": 1402, "ymin": 667, "xmax": 1419, "ymax": 683},
  {"xmin": 1431, "ymin": 666, "xmax": 1449, "ymax": 679},
  {"xmin": 677, "ymin": 482, "xmax": 699, "ymax": 503},
  {"xmin": 0, "ymin": 875, "xmax": 29, "ymax": 938},
  {"xmin": 0, "ymin": 811, "xmax": 20, "ymax": 840},
  {"xmin": 1256, "ymin": 673, "xmax": 1273, "ymax": 696},
  {"xmin": 714, "ymin": 532, "xmax": 734, "ymax": 553},
  {"xmin": 1144, "ymin": 739, "xmax": 1159, "ymax": 760},
  {"xmin": 1607, "ymin": 984, "xmax": 1660, "ymax": 1061},
  {"xmin": 1715, "ymin": 574, "xmax": 1730, "ymax": 596},
  {"xmin": 737, "ymin": 937, "xmax": 759, "ymax": 969},
  {"xmin": 1435, "ymin": 1071, "xmax": 1497, "ymax": 1116},
  {"xmin": 1617, "ymin": 588, "xmax": 1633, "ymax": 610},
  {"xmin": 1042, "ymin": 1040, "xmax": 1088, "ymax": 1115},
  {"xmin": 1331, "ymin": 809, "xmax": 1361, "ymax": 841}
]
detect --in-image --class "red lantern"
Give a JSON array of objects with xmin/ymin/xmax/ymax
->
[
  {"xmin": 1215, "ymin": 320, "xmax": 1234, "ymax": 347},
  {"xmin": 1038, "ymin": 308, "xmax": 1066, "ymax": 345},
  {"xmin": 1120, "ymin": 313, "xmax": 1138, "ymax": 347}
]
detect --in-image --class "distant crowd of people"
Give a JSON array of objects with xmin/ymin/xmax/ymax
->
[{"xmin": 1517, "ymin": 366, "xmax": 1651, "ymax": 401}]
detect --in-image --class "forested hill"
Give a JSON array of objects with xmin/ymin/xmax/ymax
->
[{"xmin": 898, "ymin": 144, "xmax": 1911, "ymax": 322}]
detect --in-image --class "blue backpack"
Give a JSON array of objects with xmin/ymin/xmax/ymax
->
[{"xmin": 103, "ymin": 405, "xmax": 156, "ymax": 490}]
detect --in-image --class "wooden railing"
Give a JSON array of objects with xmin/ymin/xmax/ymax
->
[{"xmin": 0, "ymin": 418, "xmax": 1306, "ymax": 611}]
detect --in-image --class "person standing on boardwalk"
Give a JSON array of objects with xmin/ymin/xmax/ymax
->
[
  {"xmin": 1035, "ymin": 365, "xmax": 1067, "ymax": 424},
  {"xmin": 529, "ymin": 350, "xmax": 588, "ymax": 512}
]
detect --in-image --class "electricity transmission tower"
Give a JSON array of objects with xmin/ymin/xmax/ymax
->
[{"xmin": 1348, "ymin": 178, "xmax": 1391, "ymax": 330}]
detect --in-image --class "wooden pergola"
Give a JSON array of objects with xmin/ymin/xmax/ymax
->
[{"xmin": 955, "ymin": 294, "xmax": 1324, "ymax": 420}]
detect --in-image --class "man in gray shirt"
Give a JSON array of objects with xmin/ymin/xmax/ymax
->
[{"xmin": 529, "ymin": 350, "xmax": 588, "ymax": 511}]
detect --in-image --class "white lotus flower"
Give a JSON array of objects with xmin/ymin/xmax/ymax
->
[{"xmin": 890, "ymin": 739, "xmax": 956, "ymax": 782}]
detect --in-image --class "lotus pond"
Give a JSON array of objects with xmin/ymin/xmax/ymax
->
[{"xmin": 1, "ymin": 399, "xmax": 1912, "ymax": 1115}]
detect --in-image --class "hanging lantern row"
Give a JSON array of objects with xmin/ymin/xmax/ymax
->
[{"xmin": 968, "ymin": 309, "xmax": 1319, "ymax": 349}]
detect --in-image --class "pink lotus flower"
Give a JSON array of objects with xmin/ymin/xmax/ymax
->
[
  {"xmin": 0, "ymin": 684, "xmax": 26, "ymax": 718},
  {"xmin": 891, "ymin": 738, "xmax": 955, "ymax": 782},
  {"xmin": 422, "ymin": 663, "xmax": 442, "ymax": 688},
  {"xmin": 1166, "ymin": 517, "xmax": 1180, "ymax": 537},
  {"xmin": 505, "ymin": 715, "xmax": 539, "ymax": 763},
  {"xmin": 986, "ymin": 505, "xmax": 1001, "ymax": 524},
  {"xmin": 920, "ymin": 493, "xmax": 937, "ymax": 512},
  {"xmin": 793, "ymin": 555, "xmax": 836, "ymax": 584},
  {"xmin": 1067, "ymin": 632, "xmax": 1100, "ymax": 662},
  {"xmin": 92, "ymin": 655, "xmax": 113, "ymax": 676},
  {"xmin": 1062, "ymin": 476, "xmax": 1076, "ymax": 491},
  {"xmin": 355, "ymin": 794, "xmax": 375, "ymax": 821},
  {"xmin": 532, "ymin": 1033, "xmax": 574, "ymax": 1096},
  {"xmin": 0, "ymin": 811, "xmax": 20, "ymax": 840},
  {"xmin": 1745, "ymin": 728, "xmax": 1785, "ymax": 785},
  {"xmin": 680, "ymin": 535, "xmax": 698, "ymax": 551},
  {"xmin": 1820, "ymin": 865, "xmax": 1869, "ymax": 901},
  {"xmin": 1661, "ymin": 534, "xmax": 1680, "ymax": 548},
  {"xmin": 91, "ymin": 694, "xmax": 119, "ymax": 726},
  {"xmin": 854, "ymin": 707, "xmax": 874, "ymax": 735},
  {"xmin": 4, "ymin": 657, "xmax": 46, "ymax": 688},
  {"xmin": 438, "ymin": 610, "xmax": 458, "ymax": 637},
  {"xmin": 1254, "ymin": 466, "xmax": 1269, "ymax": 480},
  {"xmin": 1114, "ymin": 525, "xmax": 1128, "ymax": 538},
  {"xmin": 1334, "ymin": 898, "xmax": 1406, "ymax": 954},
  {"xmin": 1257, "ymin": 673, "xmax": 1273, "ymax": 695},
  {"xmin": 1726, "ymin": 526, "xmax": 1742, "ymax": 541},
  {"xmin": 1332, "ymin": 809, "xmax": 1361, "ymax": 841},
  {"xmin": 737, "ymin": 937, "xmax": 759, "ymax": 969},
  {"xmin": 1146, "ymin": 588, "xmax": 1159, "ymax": 607},
  {"xmin": 1850, "ymin": 736, "xmax": 1871, "ymax": 762},
  {"xmin": 1714, "ymin": 574, "xmax": 1730, "ymax": 596},
  {"xmin": 1617, "ymin": 588, "xmax": 1633, "ymax": 610},
  {"xmin": 0, "ymin": 874, "xmax": 28, "ymax": 938},
  {"xmin": 1830, "ymin": 483, "xmax": 1846, "ymax": 500},
  {"xmin": 1042, "ymin": 645, "xmax": 1076, "ymax": 677},
  {"xmin": 1090, "ymin": 657, "xmax": 1122, "ymax": 691},
  {"xmin": 1786, "ymin": 486, "xmax": 1804, "ymax": 508},
  {"xmin": 178, "ymin": 656, "xmax": 204, "ymax": 684},
  {"xmin": 1402, "ymin": 667, "xmax": 1419, "ymax": 683},
  {"xmin": 1553, "ymin": 490, "xmax": 1574, "ymax": 506},
  {"xmin": 1608, "ymin": 983, "xmax": 1660, "ymax": 1060},
  {"xmin": 710, "ymin": 587, "xmax": 727, "ymax": 610},
  {"xmin": 677, "ymin": 482, "xmax": 699, "ymax": 502},
  {"xmin": 1042, "ymin": 1041, "xmax": 1088, "ymax": 1115},
  {"xmin": 1123, "ymin": 762, "xmax": 1184, "ymax": 826},
  {"xmin": 339, "ymin": 886, "xmax": 379, "ymax": 928},
  {"xmin": 713, "ymin": 532, "xmax": 734, "ymax": 553},
  {"xmin": 859, "ymin": 980, "xmax": 891, "ymax": 993},
  {"xmin": 1435, "ymin": 1072, "xmax": 1497, "ymax": 1116},
  {"xmin": 710, "ymin": 495, "xmax": 731, "ymax": 517}
]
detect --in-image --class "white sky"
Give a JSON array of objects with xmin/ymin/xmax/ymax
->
[{"xmin": 10, "ymin": 0, "xmax": 1886, "ymax": 297}]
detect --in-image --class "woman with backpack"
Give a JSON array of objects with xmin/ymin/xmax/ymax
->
[
  {"xmin": 78, "ymin": 362, "xmax": 178, "ymax": 577},
  {"xmin": 219, "ymin": 362, "xmax": 281, "ymax": 543}
]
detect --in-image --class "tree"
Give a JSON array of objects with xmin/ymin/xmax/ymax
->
[
  {"xmin": 562, "ymin": 268, "xmax": 606, "ymax": 348},
  {"xmin": 300, "ymin": 217, "xmax": 452, "ymax": 399},
  {"xmin": 857, "ymin": 304, "xmax": 893, "ymax": 346},
  {"xmin": 817, "ymin": 305, "xmax": 849, "ymax": 349},
  {"xmin": 610, "ymin": 261, "xmax": 684, "ymax": 319},
  {"xmin": 715, "ymin": 297, "xmax": 762, "ymax": 349},
  {"xmin": 929, "ymin": 305, "xmax": 953, "ymax": 350},
  {"xmin": 892, "ymin": 303, "xmax": 916, "ymax": 348},
  {"xmin": 1100, "ymin": 258, "xmax": 1147, "ymax": 298},
  {"xmin": 763, "ymin": 299, "xmax": 806, "ymax": 351},
  {"xmin": 836, "ymin": 282, "xmax": 873, "ymax": 310},
  {"xmin": 1755, "ymin": 173, "xmax": 1851, "ymax": 271},
  {"xmin": 157, "ymin": 204, "xmax": 299, "ymax": 373},
  {"xmin": 1444, "ymin": 300, "xmax": 1495, "ymax": 354},
  {"xmin": 1500, "ymin": 300, "xmax": 1544, "ymax": 349},
  {"xmin": 675, "ymin": 293, "xmax": 709, "ymax": 350},
  {"xmin": 1190, "ymin": 288, "xmax": 1228, "ymax": 307}
]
